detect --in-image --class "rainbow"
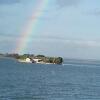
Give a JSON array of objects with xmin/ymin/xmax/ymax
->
[{"xmin": 15, "ymin": 0, "xmax": 49, "ymax": 54}]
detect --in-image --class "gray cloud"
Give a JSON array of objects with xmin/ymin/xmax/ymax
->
[
  {"xmin": 0, "ymin": 0, "xmax": 35, "ymax": 5},
  {"xmin": 0, "ymin": 0, "xmax": 81, "ymax": 6},
  {"xmin": 85, "ymin": 8, "xmax": 100, "ymax": 16},
  {"xmin": 89, "ymin": 10, "xmax": 100, "ymax": 16},
  {"xmin": 0, "ymin": 0, "xmax": 80, "ymax": 6},
  {"xmin": 0, "ymin": 0, "xmax": 20, "ymax": 4},
  {"xmin": 94, "ymin": 11, "xmax": 100, "ymax": 15},
  {"xmin": 56, "ymin": 0, "xmax": 80, "ymax": 8}
]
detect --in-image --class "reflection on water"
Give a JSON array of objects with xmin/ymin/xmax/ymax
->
[{"xmin": 0, "ymin": 58, "xmax": 100, "ymax": 100}]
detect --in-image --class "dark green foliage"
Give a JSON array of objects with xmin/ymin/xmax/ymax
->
[
  {"xmin": 54, "ymin": 57, "xmax": 63, "ymax": 64},
  {"xmin": 19, "ymin": 55, "xmax": 27, "ymax": 60},
  {"xmin": 43, "ymin": 57, "xmax": 63, "ymax": 64},
  {"xmin": 4, "ymin": 53, "xmax": 63, "ymax": 64},
  {"xmin": 23, "ymin": 54, "xmax": 34, "ymax": 58},
  {"xmin": 36, "ymin": 55, "xmax": 45, "ymax": 57},
  {"xmin": 18, "ymin": 54, "xmax": 35, "ymax": 60}
]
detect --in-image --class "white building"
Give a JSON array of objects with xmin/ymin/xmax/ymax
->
[
  {"xmin": 25, "ymin": 58, "xmax": 43, "ymax": 63},
  {"xmin": 26, "ymin": 58, "xmax": 32, "ymax": 63},
  {"xmin": 33, "ymin": 58, "xmax": 43, "ymax": 63}
]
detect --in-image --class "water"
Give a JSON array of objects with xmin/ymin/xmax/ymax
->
[{"xmin": 0, "ymin": 57, "xmax": 100, "ymax": 100}]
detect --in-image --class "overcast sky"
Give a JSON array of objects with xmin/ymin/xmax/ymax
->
[{"xmin": 0, "ymin": 0, "xmax": 100, "ymax": 59}]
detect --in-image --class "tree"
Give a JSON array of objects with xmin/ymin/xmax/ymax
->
[
  {"xmin": 54, "ymin": 57, "xmax": 63, "ymax": 64},
  {"xmin": 36, "ymin": 55, "xmax": 45, "ymax": 58}
]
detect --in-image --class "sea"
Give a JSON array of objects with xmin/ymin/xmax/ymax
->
[{"xmin": 0, "ymin": 57, "xmax": 100, "ymax": 100}]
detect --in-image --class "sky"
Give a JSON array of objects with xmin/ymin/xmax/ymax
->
[{"xmin": 0, "ymin": 0, "xmax": 100, "ymax": 59}]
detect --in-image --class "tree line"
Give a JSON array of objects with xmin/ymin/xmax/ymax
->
[{"xmin": 3, "ymin": 53, "xmax": 63, "ymax": 64}]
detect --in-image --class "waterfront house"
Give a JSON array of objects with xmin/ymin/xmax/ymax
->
[
  {"xmin": 33, "ymin": 58, "xmax": 43, "ymax": 63},
  {"xmin": 26, "ymin": 58, "xmax": 32, "ymax": 63},
  {"xmin": 25, "ymin": 58, "xmax": 43, "ymax": 63}
]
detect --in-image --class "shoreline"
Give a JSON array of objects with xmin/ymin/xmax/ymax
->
[{"xmin": 17, "ymin": 59, "xmax": 55, "ymax": 65}]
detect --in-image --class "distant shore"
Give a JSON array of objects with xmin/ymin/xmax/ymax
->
[{"xmin": 0, "ymin": 53, "xmax": 63, "ymax": 65}]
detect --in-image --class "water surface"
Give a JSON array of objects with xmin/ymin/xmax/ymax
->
[{"xmin": 0, "ymin": 58, "xmax": 100, "ymax": 100}]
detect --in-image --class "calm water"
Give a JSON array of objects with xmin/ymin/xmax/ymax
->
[{"xmin": 0, "ymin": 58, "xmax": 100, "ymax": 100}]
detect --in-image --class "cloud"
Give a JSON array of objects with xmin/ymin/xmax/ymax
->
[
  {"xmin": 0, "ymin": 0, "xmax": 20, "ymax": 5},
  {"xmin": 86, "ymin": 9, "xmax": 100, "ymax": 16},
  {"xmin": 56, "ymin": 0, "xmax": 80, "ymax": 8},
  {"xmin": 0, "ymin": 0, "xmax": 81, "ymax": 6},
  {"xmin": 13, "ymin": 33, "xmax": 100, "ymax": 50},
  {"xmin": 91, "ymin": 11, "xmax": 100, "ymax": 16},
  {"xmin": 25, "ymin": 34, "xmax": 100, "ymax": 48},
  {"xmin": 68, "ymin": 40, "xmax": 100, "ymax": 47}
]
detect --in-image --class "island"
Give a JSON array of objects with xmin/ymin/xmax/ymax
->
[{"xmin": 1, "ymin": 53, "xmax": 63, "ymax": 64}]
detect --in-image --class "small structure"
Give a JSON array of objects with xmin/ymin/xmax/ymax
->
[
  {"xmin": 26, "ymin": 58, "xmax": 32, "ymax": 63},
  {"xmin": 33, "ymin": 58, "xmax": 43, "ymax": 63},
  {"xmin": 25, "ymin": 58, "xmax": 43, "ymax": 63}
]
